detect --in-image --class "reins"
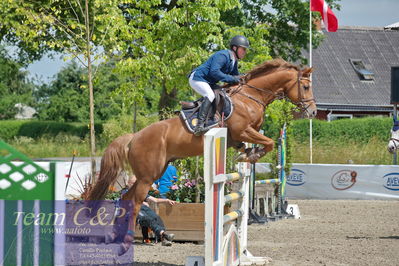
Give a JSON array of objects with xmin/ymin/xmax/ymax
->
[{"xmin": 229, "ymin": 69, "xmax": 315, "ymax": 111}]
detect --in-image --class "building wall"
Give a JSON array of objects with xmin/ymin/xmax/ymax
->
[{"xmin": 316, "ymin": 110, "xmax": 391, "ymax": 121}]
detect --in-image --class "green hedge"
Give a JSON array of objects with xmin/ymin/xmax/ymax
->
[
  {"xmin": 292, "ymin": 117, "xmax": 392, "ymax": 143},
  {"xmin": 0, "ymin": 120, "xmax": 103, "ymax": 140},
  {"xmin": 0, "ymin": 117, "xmax": 393, "ymax": 143}
]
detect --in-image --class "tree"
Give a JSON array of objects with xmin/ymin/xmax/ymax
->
[
  {"xmin": 0, "ymin": 46, "xmax": 34, "ymax": 119},
  {"xmin": 36, "ymin": 60, "xmax": 124, "ymax": 122},
  {"xmin": 114, "ymin": 0, "xmax": 251, "ymax": 116},
  {"xmin": 115, "ymin": 0, "xmax": 340, "ymax": 113},
  {"xmin": 221, "ymin": 0, "xmax": 341, "ymax": 64},
  {"xmin": 0, "ymin": 0, "xmax": 132, "ymax": 179}
]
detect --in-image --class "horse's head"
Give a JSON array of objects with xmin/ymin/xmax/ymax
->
[
  {"xmin": 243, "ymin": 59, "xmax": 317, "ymax": 118},
  {"xmin": 285, "ymin": 67, "xmax": 317, "ymax": 118},
  {"xmin": 388, "ymin": 116, "xmax": 399, "ymax": 153}
]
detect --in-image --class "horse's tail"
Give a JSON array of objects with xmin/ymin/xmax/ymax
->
[{"xmin": 87, "ymin": 133, "xmax": 134, "ymax": 200}]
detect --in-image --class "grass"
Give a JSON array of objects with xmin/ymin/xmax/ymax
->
[
  {"xmin": 7, "ymin": 135, "xmax": 106, "ymax": 158},
  {"xmin": 6, "ymin": 135, "xmax": 394, "ymax": 165},
  {"xmin": 292, "ymin": 137, "xmax": 392, "ymax": 165}
]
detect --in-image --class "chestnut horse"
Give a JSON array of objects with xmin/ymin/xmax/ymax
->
[{"xmin": 87, "ymin": 58, "xmax": 317, "ymax": 254}]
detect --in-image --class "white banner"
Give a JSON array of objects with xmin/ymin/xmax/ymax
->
[{"xmin": 256, "ymin": 163, "xmax": 399, "ymax": 200}]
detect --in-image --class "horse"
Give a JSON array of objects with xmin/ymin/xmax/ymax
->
[
  {"xmin": 87, "ymin": 58, "xmax": 317, "ymax": 255},
  {"xmin": 387, "ymin": 116, "xmax": 399, "ymax": 153}
]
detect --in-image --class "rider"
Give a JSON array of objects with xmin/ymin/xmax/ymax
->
[{"xmin": 189, "ymin": 35, "xmax": 249, "ymax": 136}]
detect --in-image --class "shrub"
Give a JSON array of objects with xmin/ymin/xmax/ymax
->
[
  {"xmin": 100, "ymin": 113, "xmax": 159, "ymax": 145},
  {"xmin": 0, "ymin": 120, "xmax": 103, "ymax": 140},
  {"xmin": 292, "ymin": 117, "xmax": 392, "ymax": 143}
]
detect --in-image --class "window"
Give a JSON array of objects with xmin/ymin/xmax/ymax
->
[
  {"xmin": 327, "ymin": 113, "xmax": 353, "ymax": 122},
  {"xmin": 349, "ymin": 59, "xmax": 374, "ymax": 80}
]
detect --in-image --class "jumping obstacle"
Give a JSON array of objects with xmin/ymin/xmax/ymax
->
[
  {"xmin": 203, "ymin": 128, "xmax": 268, "ymax": 266},
  {"xmin": 253, "ymin": 124, "xmax": 292, "ymax": 220}
]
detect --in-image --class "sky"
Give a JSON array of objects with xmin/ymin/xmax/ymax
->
[{"xmin": 27, "ymin": 0, "xmax": 399, "ymax": 82}]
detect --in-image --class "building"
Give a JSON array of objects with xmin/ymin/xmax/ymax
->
[{"xmin": 310, "ymin": 25, "xmax": 399, "ymax": 121}]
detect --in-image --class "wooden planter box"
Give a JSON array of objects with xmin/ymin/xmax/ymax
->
[
  {"xmin": 135, "ymin": 203, "xmax": 205, "ymax": 242},
  {"xmin": 65, "ymin": 201, "xmax": 210, "ymax": 242},
  {"xmin": 155, "ymin": 203, "xmax": 205, "ymax": 242},
  {"xmin": 140, "ymin": 202, "xmax": 229, "ymax": 242}
]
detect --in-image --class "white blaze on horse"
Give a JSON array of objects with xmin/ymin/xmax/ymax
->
[{"xmin": 388, "ymin": 116, "xmax": 399, "ymax": 153}]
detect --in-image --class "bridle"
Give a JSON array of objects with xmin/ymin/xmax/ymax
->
[
  {"xmin": 293, "ymin": 70, "xmax": 316, "ymax": 113},
  {"xmin": 389, "ymin": 136, "xmax": 399, "ymax": 150},
  {"xmin": 231, "ymin": 69, "xmax": 316, "ymax": 111},
  {"xmin": 389, "ymin": 125, "xmax": 399, "ymax": 150}
]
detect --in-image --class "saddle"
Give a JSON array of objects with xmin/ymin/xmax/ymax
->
[{"xmin": 179, "ymin": 86, "xmax": 234, "ymax": 134}]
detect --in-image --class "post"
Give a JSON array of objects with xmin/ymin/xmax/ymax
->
[
  {"xmin": 310, "ymin": 119, "xmax": 313, "ymax": 163},
  {"xmin": 251, "ymin": 144, "xmax": 256, "ymax": 210},
  {"xmin": 394, "ymin": 105, "xmax": 398, "ymax": 165},
  {"xmin": 309, "ymin": 1, "xmax": 314, "ymax": 164},
  {"xmin": 85, "ymin": 0, "xmax": 96, "ymax": 183},
  {"xmin": 204, "ymin": 128, "xmax": 227, "ymax": 266}
]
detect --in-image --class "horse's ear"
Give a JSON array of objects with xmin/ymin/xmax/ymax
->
[{"xmin": 303, "ymin": 67, "xmax": 313, "ymax": 76}]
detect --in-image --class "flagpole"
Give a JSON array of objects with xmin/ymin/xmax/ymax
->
[{"xmin": 309, "ymin": 0, "xmax": 313, "ymax": 164}]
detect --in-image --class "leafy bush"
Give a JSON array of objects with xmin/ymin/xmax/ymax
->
[
  {"xmin": 0, "ymin": 120, "xmax": 103, "ymax": 140},
  {"xmin": 292, "ymin": 117, "xmax": 392, "ymax": 143},
  {"xmin": 0, "ymin": 120, "xmax": 26, "ymax": 140},
  {"xmin": 100, "ymin": 113, "xmax": 159, "ymax": 145}
]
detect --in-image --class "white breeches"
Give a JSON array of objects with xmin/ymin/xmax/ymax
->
[{"xmin": 189, "ymin": 72, "xmax": 215, "ymax": 102}]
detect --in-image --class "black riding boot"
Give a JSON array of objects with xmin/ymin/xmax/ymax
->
[{"xmin": 194, "ymin": 97, "xmax": 212, "ymax": 136}]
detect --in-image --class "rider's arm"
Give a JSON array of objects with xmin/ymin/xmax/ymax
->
[
  {"xmin": 146, "ymin": 196, "xmax": 177, "ymax": 206},
  {"xmin": 209, "ymin": 53, "xmax": 240, "ymax": 84}
]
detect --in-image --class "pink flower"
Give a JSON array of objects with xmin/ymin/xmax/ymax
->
[
  {"xmin": 184, "ymin": 181, "xmax": 192, "ymax": 188},
  {"xmin": 171, "ymin": 185, "xmax": 179, "ymax": 190}
]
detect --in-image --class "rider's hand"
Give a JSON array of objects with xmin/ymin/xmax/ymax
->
[{"xmin": 233, "ymin": 75, "xmax": 241, "ymax": 83}]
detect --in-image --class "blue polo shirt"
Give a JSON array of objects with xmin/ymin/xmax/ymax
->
[{"xmin": 154, "ymin": 165, "xmax": 178, "ymax": 195}]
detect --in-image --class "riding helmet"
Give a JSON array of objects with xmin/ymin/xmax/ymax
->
[{"xmin": 229, "ymin": 35, "xmax": 250, "ymax": 49}]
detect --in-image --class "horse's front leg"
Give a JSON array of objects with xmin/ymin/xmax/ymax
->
[{"xmin": 234, "ymin": 127, "xmax": 274, "ymax": 163}]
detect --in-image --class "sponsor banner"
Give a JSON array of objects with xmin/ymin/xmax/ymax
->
[
  {"xmin": 256, "ymin": 163, "xmax": 399, "ymax": 200},
  {"xmin": 0, "ymin": 200, "xmax": 134, "ymax": 266}
]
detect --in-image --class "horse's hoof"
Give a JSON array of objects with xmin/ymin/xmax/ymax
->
[
  {"xmin": 118, "ymin": 242, "xmax": 132, "ymax": 256},
  {"xmin": 236, "ymin": 153, "xmax": 247, "ymax": 162},
  {"xmin": 248, "ymin": 154, "xmax": 260, "ymax": 164}
]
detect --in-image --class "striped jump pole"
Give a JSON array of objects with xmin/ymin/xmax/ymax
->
[
  {"xmin": 203, "ymin": 128, "xmax": 268, "ymax": 266},
  {"xmin": 254, "ymin": 179, "xmax": 280, "ymax": 185}
]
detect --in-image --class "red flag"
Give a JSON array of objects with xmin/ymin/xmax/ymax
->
[{"xmin": 311, "ymin": 0, "xmax": 338, "ymax": 32}]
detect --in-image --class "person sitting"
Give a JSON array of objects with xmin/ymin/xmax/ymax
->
[
  {"xmin": 116, "ymin": 174, "xmax": 177, "ymax": 246},
  {"xmin": 188, "ymin": 35, "xmax": 249, "ymax": 135},
  {"xmin": 138, "ymin": 194, "xmax": 176, "ymax": 246},
  {"xmin": 153, "ymin": 164, "xmax": 178, "ymax": 198}
]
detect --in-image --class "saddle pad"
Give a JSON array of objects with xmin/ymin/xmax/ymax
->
[{"xmin": 179, "ymin": 96, "xmax": 234, "ymax": 134}]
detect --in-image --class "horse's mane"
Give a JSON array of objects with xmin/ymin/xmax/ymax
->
[{"xmin": 244, "ymin": 58, "xmax": 300, "ymax": 82}]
